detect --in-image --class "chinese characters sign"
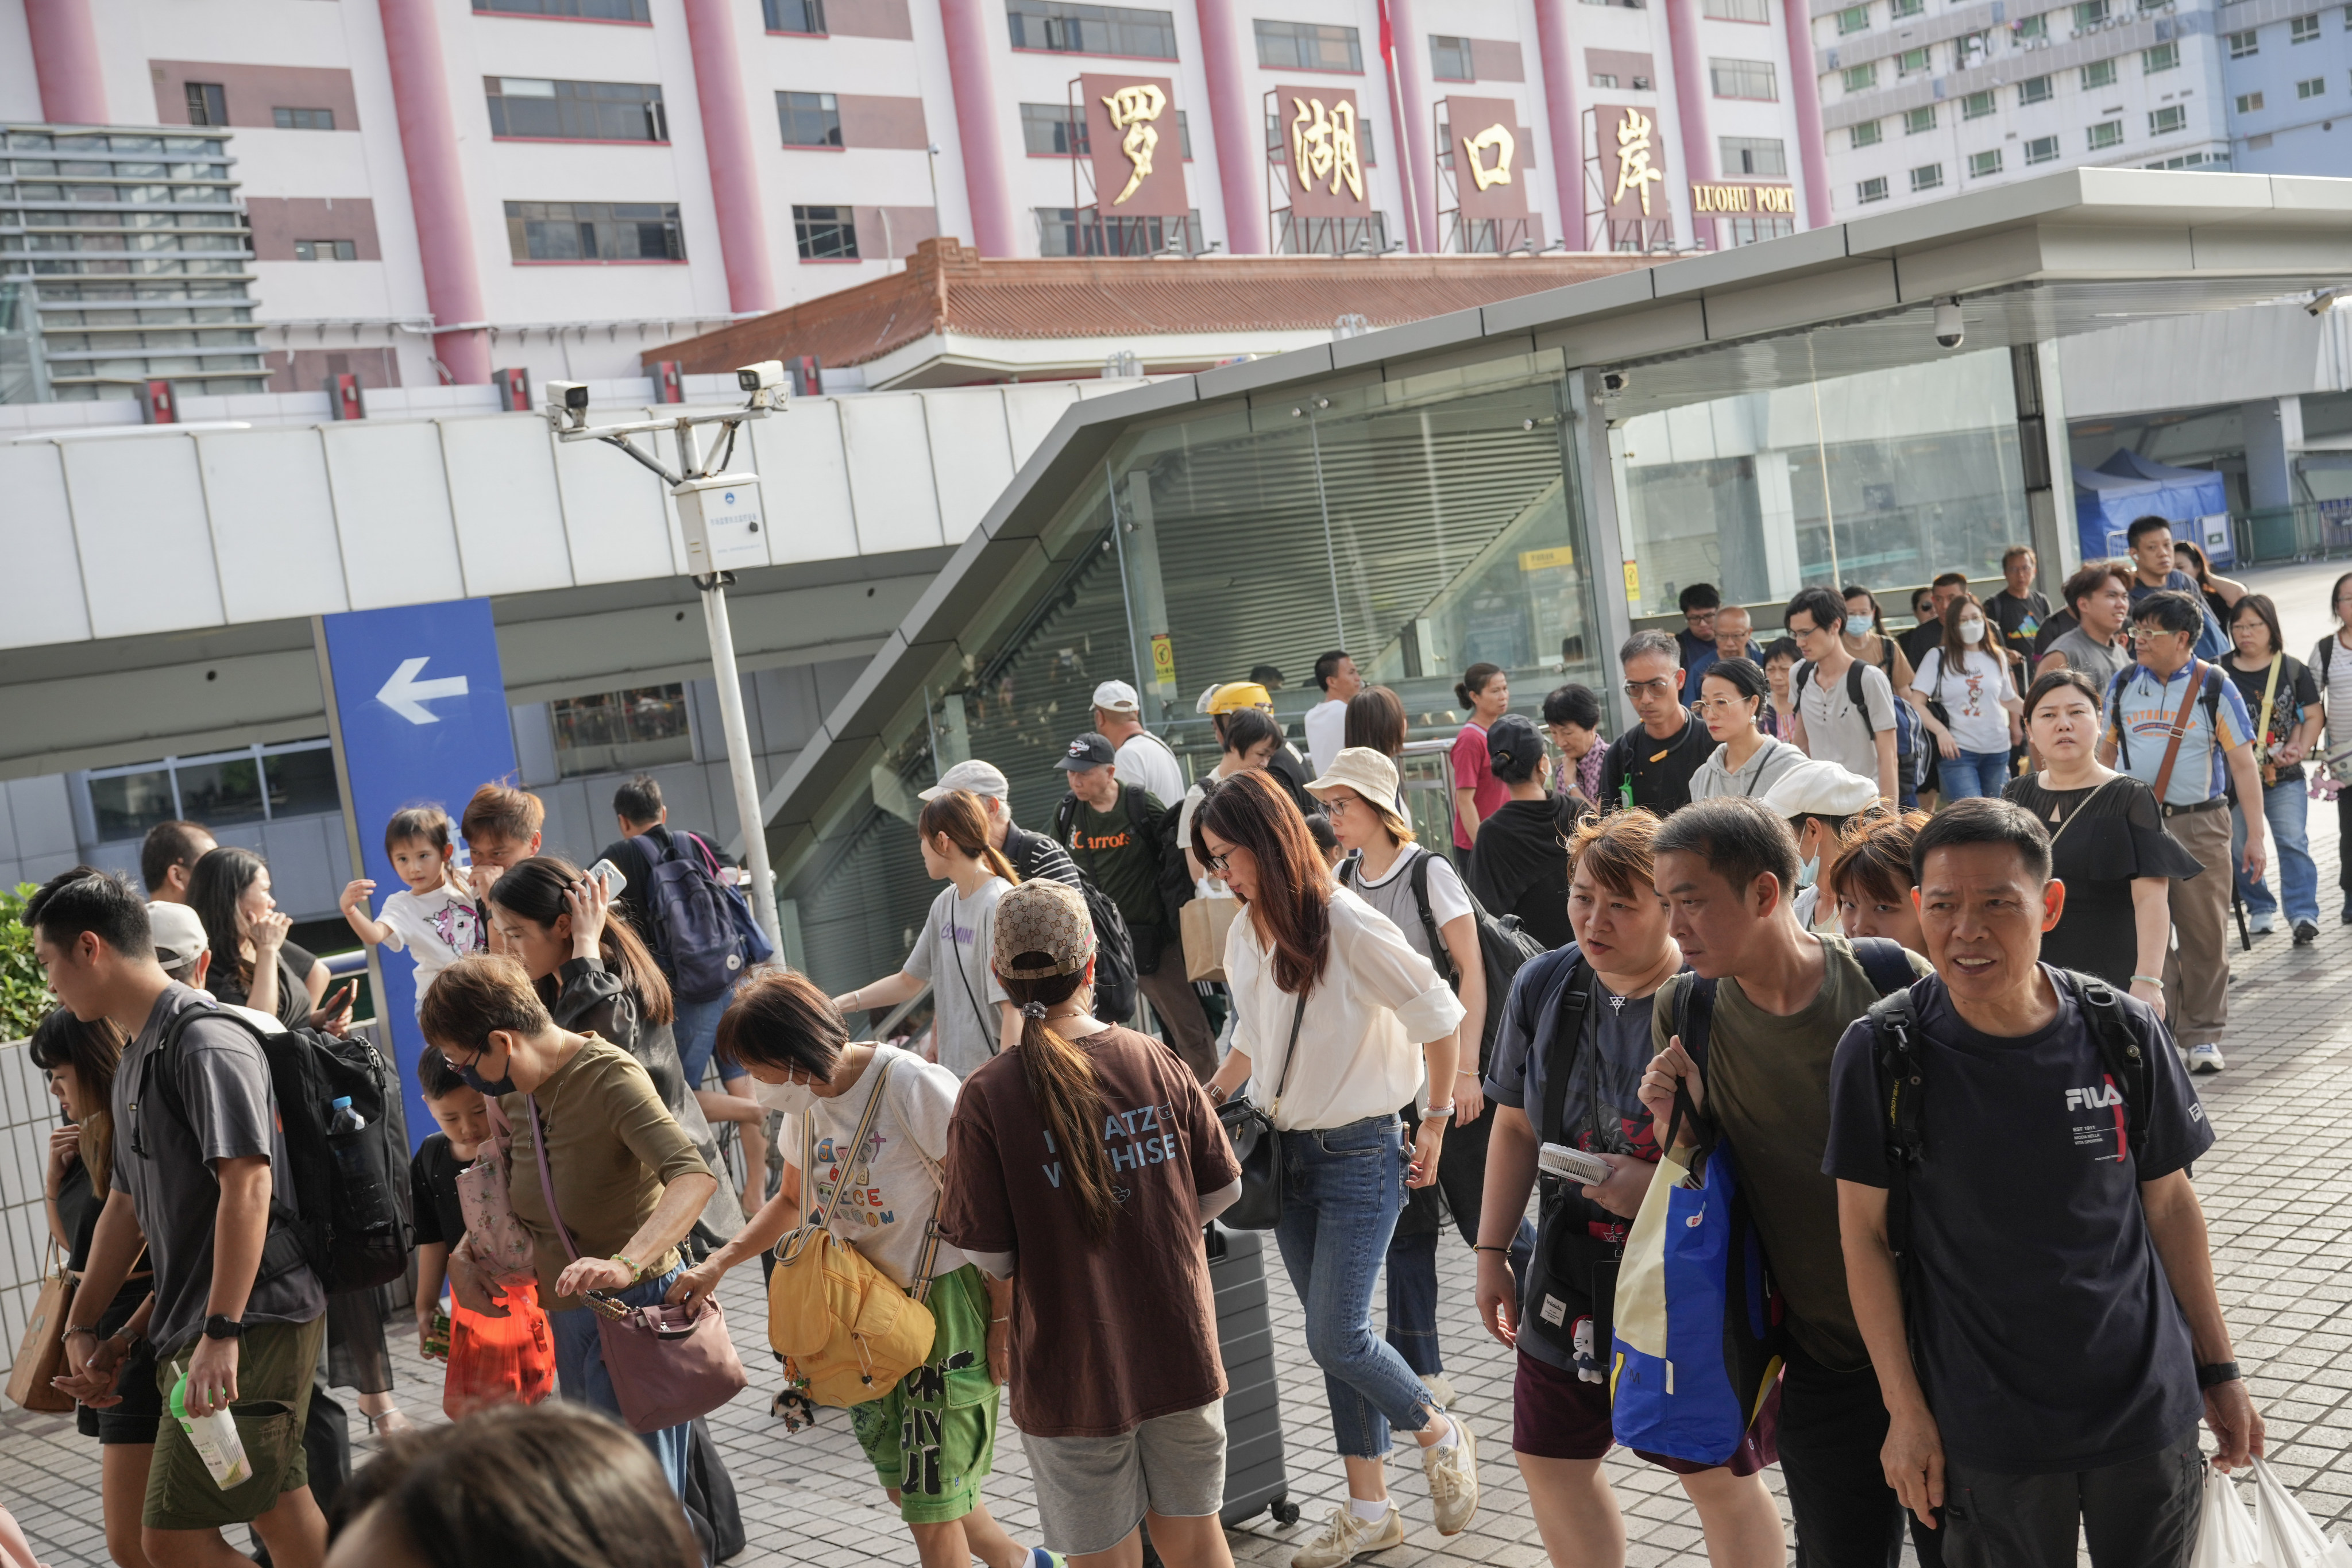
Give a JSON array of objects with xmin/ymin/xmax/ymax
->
[
  {"xmin": 1599, "ymin": 105, "xmax": 1668, "ymax": 221},
  {"xmin": 1082, "ymin": 74, "xmax": 1187, "ymax": 216},
  {"xmin": 1282, "ymin": 84, "xmax": 1369, "ymax": 217},
  {"xmin": 1446, "ymin": 95, "xmax": 1526, "ymax": 218}
]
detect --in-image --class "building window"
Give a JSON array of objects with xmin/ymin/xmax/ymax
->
[
  {"xmin": 473, "ymin": 0, "xmax": 651, "ymax": 20},
  {"xmin": 1430, "ymin": 34, "xmax": 1473, "ymax": 79},
  {"xmin": 2143, "ymin": 41, "xmax": 2178, "ymax": 70},
  {"xmin": 1851, "ymin": 118, "xmax": 1883, "ymax": 146},
  {"xmin": 1897, "ymin": 45, "xmax": 1931, "ymax": 74},
  {"xmin": 1255, "ymin": 19, "xmax": 1363, "ymax": 71},
  {"xmin": 1710, "ymin": 57, "xmax": 1777, "ymax": 97},
  {"xmin": 272, "ymin": 107, "xmax": 335, "ymax": 130},
  {"xmin": 1843, "ymin": 63, "xmax": 1878, "ymax": 90},
  {"xmin": 2086, "ymin": 118, "xmax": 2122, "ymax": 147},
  {"xmin": 2227, "ymin": 28, "xmax": 2258, "ymax": 55},
  {"xmin": 1022, "ymin": 102, "xmax": 1088, "ymax": 154},
  {"xmin": 488, "ymin": 78, "xmax": 667, "ymax": 141},
  {"xmin": 1590, "ymin": 71, "xmax": 1619, "ymax": 86},
  {"xmin": 1910, "ymin": 161, "xmax": 1942, "ymax": 190},
  {"xmin": 1704, "ymin": 0, "xmax": 1770, "ymax": 20},
  {"xmin": 2148, "ymin": 104, "xmax": 2186, "ymax": 132},
  {"xmin": 1720, "ymin": 134, "xmax": 1786, "ymax": 174},
  {"xmin": 1890, "ymin": 0, "xmax": 1922, "ymax": 17},
  {"xmin": 1006, "ymin": 0, "xmax": 1180, "ymax": 58},
  {"xmin": 2019, "ymin": 74, "xmax": 2054, "ymax": 102},
  {"xmin": 1857, "ymin": 175, "xmax": 1890, "ymax": 202},
  {"xmin": 504, "ymin": 200, "xmax": 685, "ymax": 261},
  {"xmin": 1267, "ymin": 109, "xmax": 1374, "ymax": 163},
  {"xmin": 2072, "ymin": 0, "xmax": 2108, "ymax": 25},
  {"xmin": 1724, "ymin": 215, "xmax": 1796, "ymax": 245},
  {"xmin": 2081, "ymin": 59, "xmax": 2117, "ymax": 87},
  {"xmin": 2292, "ymin": 12, "xmax": 2320, "ymax": 40},
  {"xmin": 1963, "ymin": 88, "xmax": 1996, "ymax": 117},
  {"xmin": 1836, "ymin": 3, "xmax": 1870, "ymax": 30},
  {"xmin": 1905, "ymin": 105, "xmax": 1937, "ymax": 132},
  {"xmin": 549, "ymin": 687, "xmax": 693, "ymax": 778},
  {"xmin": 777, "ymin": 90, "xmax": 843, "ymax": 146},
  {"xmin": 1034, "ymin": 206, "xmax": 1202, "ymax": 255},
  {"xmin": 2025, "ymin": 132, "xmax": 2060, "ymax": 160},
  {"xmin": 793, "ymin": 204, "xmax": 859, "ymax": 260},
  {"xmin": 1957, "ymin": 29, "xmax": 1991, "ymax": 65},
  {"xmin": 2299, "ymin": 74, "xmax": 2328, "ymax": 95},
  {"xmin": 1968, "ymin": 148, "xmax": 2003, "ymax": 176},
  {"xmin": 186, "ymin": 82, "xmax": 227, "ymax": 126},
  {"xmin": 2016, "ymin": 10, "xmax": 2048, "ymax": 36},
  {"xmin": 293, "ymin": 238, "xmax": 357, "ymax": 260},
  {"xmin": 763, "ymin": 0, "xmax": 827, "ymax": 30},
  {"xmin": 2236, "ymin": 90, "xmax": 2265, "ymax": 111},
  {"xmin": 1176, "ymin": 107, "xmax": 1192, "ymax": 157},
  {"xmin": 83, "ymin": 740, "xmax": 338, "ymax": 840}
]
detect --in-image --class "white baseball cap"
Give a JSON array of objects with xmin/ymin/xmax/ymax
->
[
  {"xmin": 1091, "ymin": 680, "xmax": 1141, "ymax": 713},
  {"xmin": 146, "ymin": 901, "xmax": 208, "ymax": 967},
  {"xmin": 1759, "ymin": 759, "xmax": 1881, "ymax": 820},
  {"xmin": 918, "ymin": 759, "xmax": 1010, "ymax": 802}
]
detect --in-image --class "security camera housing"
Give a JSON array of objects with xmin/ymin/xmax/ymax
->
[
  {"xmin": 1934, "ymin": 298, "xmax": 1964, "ymax": 350},
  {"xmin": 736, "ymin": 360, "xmax": 786, "ymax": 392},
  {"xmin": 544, "ymin": 380, "xmax": 590, "ymax": 428}
]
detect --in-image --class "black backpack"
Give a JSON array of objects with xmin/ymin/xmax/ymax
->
[
  {"xmin": 1051, "ymin": 789, "xmax": 1152, "ymax": 1024},
  {"xmin": 141, "ymin": 1002, "xmax": 413, "ymax": 1296},
  {"xmin": 1795, "ymin": 651, "xmax": 1917, "ymax": 762},
  {"xmin": 1341, "ymin": 847, "xmax": 1545, "ymax": 1074},
  {"xmin": 1866, "ymin": 968, "xmax": 2147, "ymax": 1268},
  {"xmin": 1672, "ymin": 935, "xmax": 1917, "ymax": 1087}
]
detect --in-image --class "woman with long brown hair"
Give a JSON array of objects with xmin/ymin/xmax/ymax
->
[
  {"xmin": 1905, "ymin": 589, "xmax": 2023, "ymax": 802},
  {"xmin": 935, "ymin": 880, "xmax": 1241, "ymax": 1568},
  {"xmin": 833, "ymin": 789, "xmax": 1021, "ymax": 1079},
  {"xmin": 1195, "ymin": 770, "xmax": 1481, "ymax": 1566}
]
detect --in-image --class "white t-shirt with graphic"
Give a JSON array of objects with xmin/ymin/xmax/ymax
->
[
  {"xmin": 769, "ymin": 1044, "xmax": 967, "ymax": 1289},
  {"xmin": 376, "ymin": 885, "xmax": 486, "ymax": 1012},
  {"xmin": 1914, "ymin": 647, "xmax": 2018, "ymax": 756},
  {"xmin": 902, "ymin": 876, "xmax": 1010, "ymax": 1079}
]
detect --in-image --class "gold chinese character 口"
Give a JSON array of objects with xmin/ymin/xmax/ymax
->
[
  {"xmin": 1461, "ymin": 123, "xmax": 1515, "ymax": 192},
  {"xmin": 1100, "ymin": 83, "xmax": 1168, "ymax": 205},
  {"xmin": 1289, "ymin": 96, "xmax": 1365, "ymax": 202},
  {"xmin": 1612, "ymin": 108, "xmax": 1664, "ymax": 215}
]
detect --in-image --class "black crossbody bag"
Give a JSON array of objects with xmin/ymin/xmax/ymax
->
[{"xmin": 1214, "ymin": 995, "xmax": 1308, "ymax": 1230}]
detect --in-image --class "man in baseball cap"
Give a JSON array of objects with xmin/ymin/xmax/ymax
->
[
  {"xmin": 920, "ymin": 758, "xmax": 1082, "ymax": 891},
  {"xmin": 1092, "ymin": 681, "xmax": 1184, "ymax": 805}
]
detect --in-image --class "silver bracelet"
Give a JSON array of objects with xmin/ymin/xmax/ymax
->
[{"xmin": 1423, "ymin": 1103, "xmax": 1456, "ymax": 1121}]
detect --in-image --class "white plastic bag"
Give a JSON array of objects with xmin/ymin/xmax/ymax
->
[
  {"xmin": 2194, "ymin": 1464, "xmax": 2261, "ymax": 1568},
  {"xmin": 2249, "ymin": 1458, "xmax": 2352, "ymax": 1567}
]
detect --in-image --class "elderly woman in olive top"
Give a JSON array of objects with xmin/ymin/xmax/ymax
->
[{"xmin": 421, "ymin": 955, "xmax": 716, "ymax": 1499}]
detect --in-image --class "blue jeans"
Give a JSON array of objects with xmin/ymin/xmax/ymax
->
[
  {"xmin": 673, "ymin": 992, "xmax": 734, "ymax": 1089},
  {"xmin": 1938, "ymin": 748, "xmax": 2013, "ymax": 800},
  {"xmin": 2234, "ymin": 778, "xmax": 2320, "ymax": 926},
  {"xmin": 550, "ymin": 1268, "xmax": 693, "ymax": 1498},
  {"xmin": 1275, "ymin": 1116, "xmax": 1432, "ymax": 1459}
]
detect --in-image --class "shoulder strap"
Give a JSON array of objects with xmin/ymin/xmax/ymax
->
[
  {"xmin": 1123, "ymin": 781, "xmax": 1152, "ymax": 834},
  {"xmin": 1337, "ymin": 855, "xmax": 1359, "ymax": 887},
  {"xmin": 2150, "ymin": 660, "xmax": 2209, "ymax": 804},
  {"xmin": 1268, "ymin": 994, "xmax": 1308, "ymax": 1116},
  {"xmin": 141, "ymin": 999, "xmax": 273, "ymax": 1132},
  {"xmin": 1850, "ymin": 936, "xmax": 1918, "ymax": 998},
  {"xmin": 1406, "ymin": 849, "xmax": 1455, "ymax": 986},
  {"xmin": 1055, "ymin": 792, "xmax": 1079, "ymax": 846},
  {"xmin": 816, "ymin": 1055, "xmax": 897, "ymax": 1234},
  {"xmin": 1867, "ymin": 987, "xmax": 1928, "ymax": 1261},
  {"xmin": 526, "ymin": 1092, "xmax": 580, "ymax": 1264},
  {"xmin": 2060, "ymin": 971, "xmax": 2148, "ymax": 1165},
  {"xmin": 1540, "ymin": 957, "xmax": 1593, "ymax": 1148},
  {"xmin": 1671, "ymin": 973, "xmax": 1715, "ymax": 1078}
]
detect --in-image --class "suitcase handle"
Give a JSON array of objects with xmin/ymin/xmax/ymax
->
[{"xmin": 1203, "ymin": 1221, "xmax": 1229, "ymax": 1262}]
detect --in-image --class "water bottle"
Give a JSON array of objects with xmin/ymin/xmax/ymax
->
[
  {"xmin": 326, "ymin": 1096, "xmax": 396, "ymax": 1284},
  {"xmin": 328, "ymin": 1096, "xmax": 365, "ymax": 1136},
  {"xmin": 169, "ymin": 1369, "xmax": 250, "ymax": 1489}
]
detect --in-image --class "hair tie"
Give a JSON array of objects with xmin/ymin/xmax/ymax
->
[{"xmin": 1019, "ymin": 1002, "xmax": 1049, "ymax": 1019}]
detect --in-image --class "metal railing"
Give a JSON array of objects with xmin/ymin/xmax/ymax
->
[{"xmin": 2231, "ymin": 504, "xmax": 2352, "ymax": 567}]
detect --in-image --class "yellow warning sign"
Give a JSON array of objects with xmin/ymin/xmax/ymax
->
[
  {"xmin": 1150, "ymin": 634, "xmax": 1176, "ymax": 684},
  {"xmin": 1519, "ymin": 545, "xmax": 1576, "ymax": 571},
  {"xmin": 1622, "ymin": 559, "xmax": 1641, "ymax": 602}
]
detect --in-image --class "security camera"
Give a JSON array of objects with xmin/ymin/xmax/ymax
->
[
  {"xmin": 736, "ymin": 361, "xmax": 785, "ymax": 393},
  {"xmin": 544, "ymin": 380, "xmax": 589, "ymax": 428},
  {"xmin": 1934, "ymin": 298, "xmax": 1964, "ymax": 350},
  {"xmin": 1597, "ymin": 369, "xmax": 1631, "ymax": 398},
  {"xmin": 2307, "ymin": 287, "xmax": 2347, "ymax": 318}
]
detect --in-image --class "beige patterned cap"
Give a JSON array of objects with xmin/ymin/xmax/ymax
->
[{"xmin": 992, "ymin": 879, "xmax": 1096, "ymax": 978}]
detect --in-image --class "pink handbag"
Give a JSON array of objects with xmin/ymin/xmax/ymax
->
[{"xmin": 527, "ymin": 1095, "xmax": 746, "ymax": 1434}]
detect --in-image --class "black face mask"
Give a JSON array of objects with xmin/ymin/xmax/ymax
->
[{"xmin": 459, "ymin": 1059, "xmax": 515, "ymax": 1098}]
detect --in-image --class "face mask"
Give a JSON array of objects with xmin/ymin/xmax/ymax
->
[
  {"xmin": 459, "ymin": 1060, "xmax": 516, "ymax": 1098},
  {"xmin": 752, "ymin": 1075, "xmax": 817, "ymax": 1114},
  {"xmin": 1798, "ymin": 855, "xmax": 1819, "ymax": 890},
  {"xmin": 1957, "ymin": 617, "xmax": 1986, "ymax": 644}
]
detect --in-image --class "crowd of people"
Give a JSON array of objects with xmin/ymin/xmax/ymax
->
[{"xmin": 13, "ymin": 520, "xmax": 2349, "ymax": 1568}]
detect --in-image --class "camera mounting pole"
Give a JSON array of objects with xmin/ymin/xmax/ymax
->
[{"xmin": 543, "ymin": 371, "xmax": 791, "ymax": 956}]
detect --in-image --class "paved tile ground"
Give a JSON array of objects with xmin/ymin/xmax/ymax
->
[{"xmin": 9, "ymin": 563, "xmax": 2351, "ymax": 1567}]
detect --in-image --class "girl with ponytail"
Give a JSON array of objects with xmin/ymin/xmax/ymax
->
[
  {"xmin": 934, "ymin": 880, "xmax": 1244, "ymax": 1568},
  {"xmin": 832, "ymin": 788, "xmax": 1022, "ymax": 1079}
]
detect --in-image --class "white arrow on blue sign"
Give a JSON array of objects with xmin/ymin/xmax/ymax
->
[{"xmin": 376, "ymin": 656, "xmax": 470, "ymax": 724}]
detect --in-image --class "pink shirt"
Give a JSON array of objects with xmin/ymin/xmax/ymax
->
[{"xmin": 1450, "ymin": 722, "xmax": 1509, "ymax": 849}]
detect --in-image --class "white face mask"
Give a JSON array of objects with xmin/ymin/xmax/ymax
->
[
  {"xmin": 1798, "ymin": 855, "xmax": 1819, "ymax": 890},
  {"xmin": 751, "ymin": 1075, "xmax": 818, "ymax": 1114},
  {"xmin": 1957, "ymin": 617, "xmax": 1987, "ymax": 644}
]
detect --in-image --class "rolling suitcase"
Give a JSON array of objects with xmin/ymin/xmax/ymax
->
[{"xmin": 1206, "ymin": 1222, "xmax": 1301, "ymax": 1529}]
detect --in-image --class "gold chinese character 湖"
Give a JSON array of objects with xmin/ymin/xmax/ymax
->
[
  {"xmin": 1100, "ymin": 83, "xmax": 1168, "ymax": 204},
  {"xmin": 1289, "ymin": 96, "xmax": 1365, "ymax": 202},
  {"xmin": 1611, "ymin": 108, "xmax": 1664, "ymax": 215},
  {"xmin": 1461, "ymin": 123, "xmax": 1515, "ymax": 192}
]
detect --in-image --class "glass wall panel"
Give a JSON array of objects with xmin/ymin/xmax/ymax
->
[{"xmin": 1615, "ymin": 346, "xmax": 2029, "ymax": 616}]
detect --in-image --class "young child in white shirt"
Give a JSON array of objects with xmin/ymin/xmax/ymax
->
[{"xmin": 339, "ymin": 804, "xmax": 485, "ymax": 1014}]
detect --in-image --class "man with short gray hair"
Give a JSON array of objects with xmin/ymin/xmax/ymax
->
[
  {"xmin": 1598, "ymin": 629, "xmax": 1712, "ymax": 814},
  {"xmin": 1090, "ymin": 681, "xmax": 1186, "ymax": 806}
]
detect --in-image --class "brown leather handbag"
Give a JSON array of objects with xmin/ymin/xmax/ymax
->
[{"xmin": 6, "ymin": 1243, "xmax": 75, "ymax": 1413}]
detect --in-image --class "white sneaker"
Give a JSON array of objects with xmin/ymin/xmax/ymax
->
[
  {"xmin": 1419, "ymin": 1372, "xmax": 1458, "ymax": 1411},
  {"xmin": 1289, "ymin": 1504, "xmax": 1403, "ymax": 1568},
  {"xmin": 1422, "ymin": 1412, "xmax": 1480, "ymax": 1536},
  {"xmin": 2249, "ymin": 911, "xmax": 2278, "ymax": 935},
  {"xmin": 2188, "ymin": 1042, "xmax": 2226, "ymax": 1073}
]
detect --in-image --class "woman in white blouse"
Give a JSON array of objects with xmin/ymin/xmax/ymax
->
[{"xmin": 1196, "ymin": 770, "xmax": 1483, "ymax": 1568}]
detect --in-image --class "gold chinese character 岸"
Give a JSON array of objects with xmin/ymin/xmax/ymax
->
[
  {"xmin": 1611, "ymin": 107, "xmax": 1664, "ymax": 215},
  {"xmin": 1289, "ymin": 95, "xmax": 1365, "ymax": 202},
  {"xmin": 1100, "ymin": 83, "xmax": 1168, "ymax": 204},
  {"xmin": 1461, "ymin": 123, "xmax": 1515, "ymax": 192}
]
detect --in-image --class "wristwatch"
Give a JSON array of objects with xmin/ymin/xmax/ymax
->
[
  {"xmin": 202, "ymin": 1315, "xmax": 245, "ymax": 1341},
  {"xmin": 2195, "ymin": 1361, "xmax": 2241, "ymax": 1389}
]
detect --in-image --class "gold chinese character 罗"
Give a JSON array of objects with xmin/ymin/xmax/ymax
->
[
  {"xmin": 1461, "ymin": 123, "xmax": 1515, "ymax": 192},
  {"xmin": 1290, "ymin": 95, "xmax": 1365, "ymax": 202},
  {"xmin": 1100, "ymin": 83, "xmax": 1168, "ymax": 204},
  {"xmin": 1611, "ymin": 107, "xmax": 1664, "ymax": 215}
]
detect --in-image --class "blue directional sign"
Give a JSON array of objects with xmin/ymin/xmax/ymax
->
[{"xmin": 319, "ymin": 598, "xmax": 516, "ymax": 1150}]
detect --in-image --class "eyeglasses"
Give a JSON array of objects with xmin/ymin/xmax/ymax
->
[
  {"xmin": 1206, "ymin": 850, "xmax": 1234, "ymax": 874},
  {"xmin": 1694, "ymin": 696, "xmax": 1755, "ymax": 716},
  {"xmin": 1623, "ymin": 676, "xmax": 1677, "ymax": 698},
  {"xmin": 1323, "ymin": 795, "xmax": 1357, "ymax": 818}
]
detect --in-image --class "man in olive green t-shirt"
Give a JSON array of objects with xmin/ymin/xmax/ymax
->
[{"xmin": 1640, "ymin": 797, "xmax": 1931, "ymax": 1568}]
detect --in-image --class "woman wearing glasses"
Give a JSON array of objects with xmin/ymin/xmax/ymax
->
[
  {"xmin": 1196, "ymin": 771, "xmax": 1481, "ymax": 1568},
  {"xmin": 1687, "ymin": 658, "xmax": 1804, "ymax": 802}
]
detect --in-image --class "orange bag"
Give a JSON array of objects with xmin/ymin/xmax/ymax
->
[{"xmin": 443, "ymin": 1281, "xmax": 557, "ymax": 1420}]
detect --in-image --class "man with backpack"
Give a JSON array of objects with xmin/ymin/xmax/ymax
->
[
  {"xmin": 32, "ymin": 868, "xmax": 331, "ymax": 1568},
  {"xmin": 920, "ymin": 758, "xmax": 1083, "ymax": 890},
  {"xmin": 1598, "ymin": 631, "xmax": 1714, "ymax": 814},
  {"xmin": 1638, "ymin": 799, "xmax": 1933, "ymax": 1567},
  {"xmin": 1827, "ymin": 798, "xmax": 2260, "ymax": 1566},
  {"xmin": 1053, "ymin": 732, "xmax": 1215, "ymax": 1076},
  {"xmin": 1787, "ymin": 587, "xmax": 1901, "ymax": 806}
]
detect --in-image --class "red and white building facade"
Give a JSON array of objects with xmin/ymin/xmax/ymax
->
[{"xmin": 3, "ymin": 0, "xmax": 1828, "ymax": 391}]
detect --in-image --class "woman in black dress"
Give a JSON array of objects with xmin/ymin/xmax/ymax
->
[
  {"xmin": 2003, "ymin": 669, "xmax": 2202, "ymax": 1011},
  {"xmin": 186, "ymin": 845, "xmax": 353, "ymax": 1031}
]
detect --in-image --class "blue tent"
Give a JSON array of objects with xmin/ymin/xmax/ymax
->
[{"xmin": 2074, "ymin": 450, "xmax": 2230, "ymax": 565}]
